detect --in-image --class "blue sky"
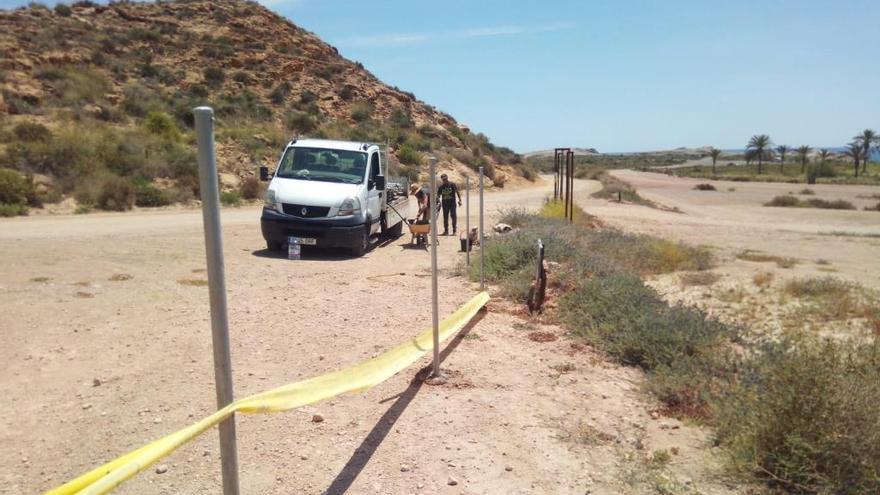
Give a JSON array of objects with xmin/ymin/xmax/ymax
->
[{"xmin": 4, "ymin": 1, "xmax": 878, "ymax": 153}]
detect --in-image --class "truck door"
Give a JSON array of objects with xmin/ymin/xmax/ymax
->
[{"xmin": 366, "ymin": 151, "xmax": 382, "ymax": 234}]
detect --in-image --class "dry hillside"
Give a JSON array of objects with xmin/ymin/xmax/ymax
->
[{"xmin": 0, "ymin": 0, "xmax": 529, "ymax": 214}]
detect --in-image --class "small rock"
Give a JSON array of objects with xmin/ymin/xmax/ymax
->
[
  {"xmin": 155, "ymin": 464, "xmax": 168, "ymax": 474},
  {"xmin": 92, "ymin": 378, "xmax": 102, "ymax": 387},
  {"xmin": 649, "ymin": 411, "xmax": 660, "ymax": 420},
  {"xmin": 400, "ymin": 464, "xmax": 410, "ymax": 472},
  {"xmin": 447, "ymin": 477, "xmax": 458, "ymax": 486},
  {"xmin": 82, "ymin": 403, "xmax": 92, "ymax": 410},
  {"xmin": 312, "ymin": 414, "xmax": 324, "ymax": 423},
  {"xmin": 300, "ymin": 455, "xmax": 308, "ymax": 460},
  {"xmin": 505, "ymin": 466, "xmax": 513, "ymax": 472}
]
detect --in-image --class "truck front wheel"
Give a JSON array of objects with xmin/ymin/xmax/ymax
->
[
  {"xmin": 350, "ymin": 226, "xmax": 370, "ymax": 256},
  {"xmin": 267, "ymin": 240, "xmax": 283, "ymax": 251}
]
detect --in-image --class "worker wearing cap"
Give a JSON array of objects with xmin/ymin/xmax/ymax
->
[{"xmin": 437, "ymin": 173, "xmax": 462, "ymax": 236}]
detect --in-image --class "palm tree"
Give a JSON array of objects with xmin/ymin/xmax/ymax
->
[
  {"xmin": 709, "ymin": 148, "xmax": 722, "ymax": 175},
  {"xmin": 775, "ymin": 145, "xmax": 789, "ymax": 174},
  {"xmin": 843, "ymin": 141, "xmax": 862, "ymax": 177},
  {"xmin": 853, "ymin": 129, "xmax": 878, "ymax": 174},
  {"xmin": 747, "ymin": 134, "xmax": 773, "ymax": 174},
  {"xmin": 797, "ymin": 145, "xmax": 811, "ymax": 173},
  {"xmin": 818, "ymin": 148, "xmax": 831, "ymax": 162}
]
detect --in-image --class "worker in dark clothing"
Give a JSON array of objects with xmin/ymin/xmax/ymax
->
[{"xmin": 437, "ymin": 173, "xmax": 462, "ymax": 235}]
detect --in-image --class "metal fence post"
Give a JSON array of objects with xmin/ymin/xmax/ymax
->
[
  {"xmin": 465, "ymin": 175, "xmax": 470, "ymax": 267},
  {"xmin": 428, "ymin": 157, "xmax": 441, "ymax": 378},
  {"xmin": 479, "ymin": 166, "xmax": 485, "ymax": 291},
  {"xmin": 194, "ymin": 107, "xmax": 240, "ymax": 495}
]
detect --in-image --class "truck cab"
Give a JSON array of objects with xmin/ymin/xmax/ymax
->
[{"xmin": 260, "ymin": 139, "xmax": 408, "ymax": 256}]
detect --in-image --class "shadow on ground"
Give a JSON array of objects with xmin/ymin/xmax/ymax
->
[{"xmin": 324, "ymin": 309, "xmax": 487, "ymax": 494}]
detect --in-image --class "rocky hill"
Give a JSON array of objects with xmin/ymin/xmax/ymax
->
[{"xmin": 0, "ymin": 0, "xmax": 527, "ymax": 214}]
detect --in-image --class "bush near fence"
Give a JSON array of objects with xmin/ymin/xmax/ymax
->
[{"xmin": 479, "ymin": 206, "xmax": 880, "ymax": 494}]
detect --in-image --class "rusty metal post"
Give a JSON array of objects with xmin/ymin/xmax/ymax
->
[
  {"xmin": 567, "ymin": 150, "xmax": 575, "ymax": 222},
  {"xmin": 563, "ymin": 149, "xmax": 570, "ymax": 220},
  {"xmin": 553, "ymin": 149, "xmax": 560, "ymax": 200}
]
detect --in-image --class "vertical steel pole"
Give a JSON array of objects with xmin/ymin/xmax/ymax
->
[
  {"xmin": 428, "ymin": 157, "xmax": 441, "ymax": 378},
  {"xmin": 193, "ymin": 107, "xmax": 240, "ymax": 495},
  {"xmin": 465, "ymin": 175, "xmax": 470, "ymax": 267},
  {"xmin": 479, "ymin": 166, "xmax": 485, "ymax": 291}
]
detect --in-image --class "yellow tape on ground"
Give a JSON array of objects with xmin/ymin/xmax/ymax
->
[{"xmin": 46, "ymin": 292, "xmax": 489, "ymax": 495}]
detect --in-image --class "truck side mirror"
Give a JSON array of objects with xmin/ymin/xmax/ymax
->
[
  {"xmin": 259, "ymin": 166, "xmax": 271, "ymax": 182},
  {"xmin": 375, "ymin": 175, "xmax": 385, "ymax": 190}
]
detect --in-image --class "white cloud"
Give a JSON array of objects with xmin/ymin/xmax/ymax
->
[{"xmin": 339, "ymin": 21, "xmax": 575, "ymax": 48}]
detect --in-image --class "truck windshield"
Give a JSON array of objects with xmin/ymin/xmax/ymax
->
[{"xmin": 275, "ymin": 147, "xmax": 366, "ymax": 184}]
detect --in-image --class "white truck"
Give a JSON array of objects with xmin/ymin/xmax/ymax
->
[{"xmin": 259, "ymin": 138, "xmax": 409, "ymax": 256}]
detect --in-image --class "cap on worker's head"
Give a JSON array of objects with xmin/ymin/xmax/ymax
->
[
  {"xmin": 409, "ymin": 184, "xmax": 419, "ymax": 195},
  {"xmin": 441, "ymin": 173, "xmax": 448, "ymax": 179}
]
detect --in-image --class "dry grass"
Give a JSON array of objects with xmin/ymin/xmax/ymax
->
[
  {"xmin": 737, "ymin": 250, "xmax": 798, "ymax": 268},
  {"xmin": 752, "ymin": 271, "xmax": 774, "ymax": 288},
  {"xmin": 177, "ymin": 279, "xmax": 208, "ymax": 287},
  {"xmin": 29, "ymin": 276, "xmax": 51, "ymax": 283},
  {"xmin": 783, "ymin": 277, "xmax": 880, "ymax": 322},
  {"xmin": 718, "ymin": 286, "xmax": 747, "ymax": 304},
  {"xmin": 679, "ymin": 271, "xmax": 721, "ymax": 287},
  {"xmin": 765, "ymin": 195, "xmax": 856, "ymax": 210},
  {"xmin": 570, "ymin": 422, "xmax": 615, "ymax": 445},
  {"xmin": 109, "ymin": 273, "xmax": 133, "ymax": 281}
]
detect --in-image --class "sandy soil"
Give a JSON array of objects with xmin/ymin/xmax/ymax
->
[
  {"xmin": 1, "ymin": 178, "xmax": 738, "ymax": 495},
  {"xmin": 585, "ymin": 170, "xmax": 880, "ymax": 288}
]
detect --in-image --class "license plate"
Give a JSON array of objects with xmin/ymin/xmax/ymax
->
[{"xmin": 288, "ymin": 236, "xmax": 317, "ymax": 246}]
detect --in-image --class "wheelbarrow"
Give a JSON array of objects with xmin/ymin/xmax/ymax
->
[{"xmin": 407, "ymin": 219, "xmax": 432, "ymax": 248}]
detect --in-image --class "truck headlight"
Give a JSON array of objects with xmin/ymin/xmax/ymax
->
[
  {"xmin": 336, "ymin": 197, "xmax": 361, "ymax": 216},
  {"xmin": 264, "ymin": 189, "xmax": 276, "ymax": 208}
]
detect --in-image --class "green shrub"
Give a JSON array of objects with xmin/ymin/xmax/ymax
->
[
  {"xmin": 269, "ymin": 82, "xmax": 291, "ymax": 105},
  {"xmin": 133, "ymin": 182, "xmax": 170, "ymax": 207},
  {"xmin": 0, "ymin": 168, "xmax": 31, "ymax": 206},
  {"xmin": 764, "ymin": 195, "xmax": 800, "ymax": 207},
  {"xmin": 0, "ymin": 203, "xmax": 28, "ymax": 217},
  {"xmin": 54, "ymin": 3, "xmax": 72, "ymax": 16},
  {"xmin": 389, "ymin": 109, "xmax": 413, "ymax": 129},
  {"xmin": 220, "ymin": 191, "xmax": 241, "ymax": 206},
  {"xmin": 239, "ymin": 176, "xmax": 262, "ymax": 200},
  {"xmin": 694, "ymin": 183, "xmax": 716, "ymax": 191},
  {"xmin": 13, "ymin": 122, "xmax": 52, "ymax": 142},
  {"xmin": 34, "ymin": 65, "xmax": 109, "ymax": 105},
  {"xmin": 203, "ymin": 66, "xmax": 225, "ymax": 87},
  {"xmin": 285, "ymin": 111, "xmax": 316, "ymax": 134},
  {"xmin": 143, "ymin": 111, "xmax": 180, "ymax": 141},
  {"xmin": 95, "ymin": 176, "xmax": 134, "ymax": 211},
  {"xmin": 397, "ymin": 144, "xmax": 421, "ymax": 166},
  {"xmin": 232, "ymin": 71, "xmax": 251, "ymax": 84},
  {"xmin": 804, "ymin": 198, "xmax": 855, "ymax": 210},
  {"xmin": 350, "ymin": 101, "xmax": 373, "ymax": 122},
  {"xmin": 715, "ymin": 336, "xmax": 880, "ymax": 494}
]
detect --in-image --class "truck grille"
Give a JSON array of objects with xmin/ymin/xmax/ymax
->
[{"xmin": 281, "ymin": 203, "xmax": 330, "ymax": 218}]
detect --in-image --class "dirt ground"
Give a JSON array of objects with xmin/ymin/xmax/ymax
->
[
  {"xmin": 3, "ymin": 171, "xmax": 876, "ymax": 494},
  {"xmin": 590, "ymin": 170, "xmax": 880, "ymax": 288}
]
